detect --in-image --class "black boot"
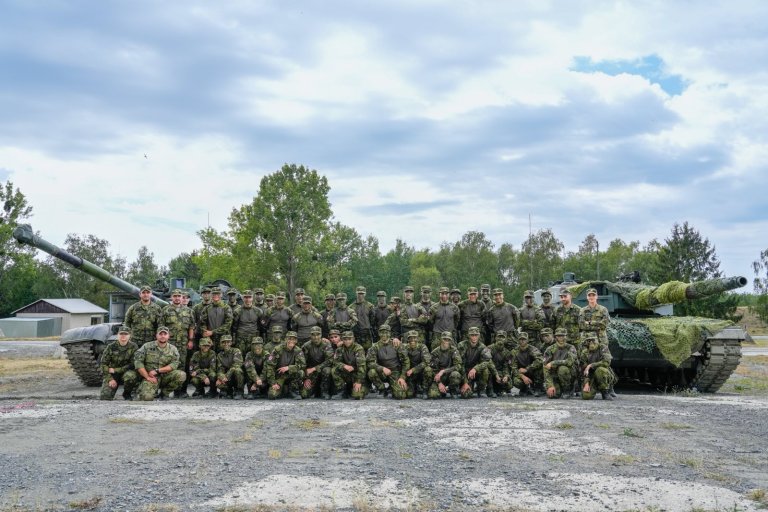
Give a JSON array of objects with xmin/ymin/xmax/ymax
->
[
  {"xmin": 330, "ymin": 390, "xmax": 345, "ymax": 400},
  {"xmin": 321, "ymin": 381, "xmax": 332, "ymax": 400},
  {"xmin": 191, "ymin": 388, "xmax": 204, "ymax": 398},
  {"xmin": 609, "ymin": 385, "xmax": 618, "ymax": 398},
  {"xmin": 486, "ymin": 387, "xmax": 497, "ymax": 398},
  {"xmin": 601, "ymin": 390, "xmax": 614, "ymax": 401}
]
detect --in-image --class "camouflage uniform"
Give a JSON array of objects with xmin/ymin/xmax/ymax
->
[
  {"xmin": 192, "ymin": 288, "xmax": 212, "ymax": 343},
  {"xmin": 579, "ymin": 334, "xmax": 615, "ymax": 400},
  {"xmin": 386, "ymin": 297, "xmax": 403, "ymax": 340},
  {"xmin": 403, "ymin": 330, "xmax": 433, "ymax": 399},
  {"xmin": 519, "ymin": 290, "xmax": 545, "ymax": 345},
  {"xmin": 232, "ymin": 290, "xmax": 264, "ymax": 355},
  {"xmin": 393, "ymin": 286, "xmax": 428, "ymax": 342},
  {"xmin": 543, "ymin": 332, "xmax": 577, "ymax": 399},
  {"xmin": 537, "ymin": 327, "xmax": 554, "ymax": 354},
  {"xmin": 301, "ymin": 326, "xmax": 335, "ymax": 399},
  {"xmin": 266, "ymin": 332, "xmax": 306, "ymax": 400},
  {"xmin": 419, "ymin": 286, "xmax": 434, "ymax": 344},
  {"xmin": 320, "ymin": 293, "xmax": 337, "ymax": 338},
  {"xmin": 328, "ymin": 293, "xmax": 358, "ymax": 333},
  {"xmin": 479, "ymin": 284, "xmax": 493, "ymax": 344},
  {"xmin": 579, "ymin": 288, "xmax": 610, "ymax": 347},
  {"xmin": 353, "ymin": 286, "xmax": 375, "ymax": 351},
  {"xmin": 264, "ymin": 292, "xmax": 292, "ymax": 343},
  {"xmin": 252, "ymin": 288, "xmax": 268, "ymax": 339},
  {"xmin": 292, "ymin": 298, "xmax": 324, "ymax": 345},
  {"xmin": 457, "ymin": 329, "xmax": 493, "ymax": 398},
  {"xmin": 450, "ymin": 288, "xmax": 461, "ymax": 306},
  {"xmin": 227, "ymin": 289, "xmax": 239, "ymax": 310},
  {"xmin": 99, "ymin": 327, "xmax": 138, "ymax": 400},
  {"xmin": 510, "ymin": 332, "xmax": 544, "ymax": 396},
  {"xmin": 289, "ymin": 287, "xmax": 306, "ymax": 317},
  {"xmin": 372, "ymin": 291, "xmax": 390, "ymax": 340},
  {"xmin": 539, "ymin": 290, "xmax": 557, "ymax": 332},
  {"xmin": 488, "ymin": 331, "xmax": 514, "ymax": 396},
  {"xmin": 366, "ymin": 325, "xmax": 410, "ymax": 400},
  {"xmin": 162, "ymin": 291, "xmax": 195, "ymax": 381},
  {"xmin": 458, "ymin": 287, "xmax": 486, "ymax": 339},
  {"xmin": 331, "ymin": 332, "xmax": 367, "ymax": 400},
  {"xmin": 189, "ymin": 337, "xmax": 218, "ymax": 397},
  {"xmin": 200, "ymin": 290, "xmax": 233, "ymax": 351},
  {"xmin": 429, "ymin": 287, "xmax": 460, "ymax": 350},
  {"xmin": 133, "ymin": 327, "xmax": 186, "ymax": 401},
  {"xmin": 428, "ymin": 333, "xmax": 463, "ymax": 399},
  {"xmin": 485, "ymin": 289, "xmax": 520, "ymax": 342},
  {"xmin": 216, "ymin": 335, "xmax": 245, "ymax": 399},
  {"xmin": 124, "ymin": 287, "xmax": 163, "ymax": 347},
  {"xmin": 244, "ymin": 337, "xmax": 268, "ymax": 399}
]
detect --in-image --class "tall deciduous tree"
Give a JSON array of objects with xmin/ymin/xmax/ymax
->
[
  {"xmin": 0, "ymin": 181, "xmax": 38, "ymax": 316},
  {"xmin": 126, "ymin": 246, "xmax": 162, "ymax": 287},
  {"xmin": 435, "ymin": 231, "xmax": 498, "ymax": 292},
  {"xmin": 513, "ymin": 228, "xmax": 564, "ymax": 302},
  {"xmin": 752, "ymin": 248, "xmax": 768, "ymax": 324}
]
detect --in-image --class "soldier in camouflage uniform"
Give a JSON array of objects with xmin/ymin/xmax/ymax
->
[
  {"xmin": 537, "ymin": 327, "xmax": 554, "ymax": 353},
  {"xmin": 330, "ymin": 331, "xmax": 367, "ymax": 400},
  {"xmin": 265, "ymin": 293, "xmax": 275, "ymax": 309},
  {"xmin": 419, "ymin": 286, "xmax": 434, "ymax": 343},
  {"xmin": 266, "ymin": 325, "xmax": 284, "ymax": 354},
  {"xmin": 328, "ymin": 328, "xmax": 342, "ymax": 350},
  {"xmin": 485, "ymin": 288, "xmax": 520, "ymax": 343},
  {"xmin": 293, "ymin": 296, "xmax": 323, "ymax": 345},
  {"xmin": 227, "ymin": 288, "xmax": 239, "ymax": 309},
  {"xmin": 99, "ymin": 325, "xmax": 138, "ymax": 400},
  {"xmin": 403, "ymin": 330, "xmax": 433, "ymax": 399},
  {"xmin": 372, "ymin": 291, "xmax": 390, "ymax": 338},
  {"xmin": 124, "ymin": 285, "xmax": 163, "ymax": 347},
  {"xmin": 192, "ymin": 286, "xmax": 212, "ymax": 343},
  {"xmin": 320, "ymin": 293, "xmax": 336, "ymax": 338},
  {"xmin": 457, "ymin": 327, "xmax": 493, "ymax": 398},
  {"xmin": 479, "ymin": 283, "xmax": 493, "ymax": 343},
  {"xmin": 301, "ymin": 326, "xmax": 335, "ymax": 399},
  {"xmin": 488, "ymin": 330, "xmax": 514, "ymax": 397},
  {"xmin": 266, "ymin": 331, "xmax": 306, "ymax": 400},
  {"xmin": 450, "ymin": 288, "xmax": 461, "ymax": 306},
  {"xmin": 539, "ymin": 290, "xmax": 557, "ymax": 332},
  {"xmin": 233, "ymin": 290, "xmax": 263, "ymax": 355},
  {"xmin": 511, "ymin": 332, "xmax": 544, "ymax": 397},
  {"xmin": 579, "ymin": 287, "xmax": 610, "ymax": 348},
  {"xmin": 391, "ymin": 286, "xmax": 428, "ymax": 343},
  {"xmin": 458, "ymin": 287, "xmax": 486, "ymax": 340},
  {"xmin": 162, "ymin": 289, "xmax": 195, "ymax": 397},
  {"xmin": 430, "ymin": 287, "xmax": 460, "ymax": 350},
  {"xmin": 200, "ymin": 287, "xmax": 233, "ymax": 351},
  {"xmin": 244, "ymin": 337, "xmax": 268, "ymax": 399},
  {"xmin": 328, "ymin": 293, "xmax": 358, "ymax": 333},
  {"xmin": 579, "ymin": 333, "xmax": 615, "ymax": 401},
  {"xmin": 519, "ymin": 290, "xmax": 545, "ymax": 344},
  {"xmin": 290, "ymin": 288, "xmax": 306, "ymax": 316},
  {"xmin": 189, "ymin": 337, "xmax": 218, "ymax": 398},
  {"xmin": 554, "ymin": 287, "xmax": 580, "ymax": 347},
  {"xmin": 253, "ymin": 288, "xmax": 268, "ymax": 339},
  {"xmin": 387, "ymin": 296, "xmax": 403, "ymax": 340},
  {"xmin": 215, "ymin": 335, "xmax": 244, "ymax": 399},
  {"xmin": 366, "ymin": 324, "xmax": 410, "ymax": 399},
  {"xmin": 543, "ymin": 328, "xmax": 578, "ymax": 399},
  {"xmin": 428, "ymin": 332, "xmax": 463, "ymax": 399},
  {"xmin": 353, "ymin": 286, "xmax": 375, "ymax": 351},
  {"xmin": 264, "ymin": 292, "xmax": 292, "ymax": 343},
  {"xmin": 133, "ymin": 326, "xmax": 186, "ymax": 401}
]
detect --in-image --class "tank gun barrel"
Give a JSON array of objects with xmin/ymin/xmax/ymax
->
[
  {"xmin": 684, "ymin": 276, "xmax": 748, "ymax": 300},
  {"xmin": 13, "ymin": 224, "xmax": 168, "ymax": 306}
]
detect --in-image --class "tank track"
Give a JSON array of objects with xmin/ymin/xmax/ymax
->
[
  {"xmin": 689, "ymin": 329, "xmax": 743, "ymax": 392},
  {"xmin": 65, "ymin": 341, "xmax": 102, "ymax": 387}
]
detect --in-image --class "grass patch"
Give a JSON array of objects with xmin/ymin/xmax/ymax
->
[
  {"xmin": 109, "ymin": 417, "xmax": 145, "ymax": 425},
  {"xmin": 612, "ymin": 455, "xmax": 637, "ymax": 465},
  {"xmin": 144, "ymin": 448, "xmax": 164, "ymax": 456},
  {"xmin": 232, "ymin": 432, "xmax": 253, "ymax": 444},
  {"xmin": 703, "ymin": 471, "xmax": 734, "ymax": 483},
  {"xmin": 660, "ymin": 422, "xmax": 692, "ymax": 430},
  {"xmin": 748, "ymin": 488, "xmax": 767, "ymax": 506},
  {"xmin": 595, "ymin": 423, "xmax": 611, "ymax": 429},
  {"xmin": 294, "ymin": 419, "xmax": 329, "ymax": 430},
  {"xmin": 457, "ymin": 451, "xmax": 472, "ymax": 461},
  {"xmin": 399, "ymin": 451, "xmax": 413, "ymax": 459},
  {"xmin": 267, "ymin": 449, "xmax": 282, "ymax": 459},
  {"xmin": 621, "ymin": 428, "xmax": 644, "ymax": 438},
  {"xmin": 677, "ymin": 456, "xmax": 702, "ymax": 469},
  {"xmin": 139, "ymin": 505, "xmax": 180, "ymax": 512},
  {"xmin": 68, "ymin": 497, "xmax": 102, "ymax": 510},
  {"xmin": 547, "ymin": 454, "xmax": 566, "ymax": 463},
  {"xmin": 555, "ymin": 422, "xmax": 574, "ymax": 430},
  {"xmin": 249, "ymin": 419, "xmax": 265, "ymax": 429}
]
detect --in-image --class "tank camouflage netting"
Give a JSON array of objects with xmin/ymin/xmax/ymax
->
[
  {"xmin": 609, "ymin": 317, "xmax": 733, "ymax": 367},
  {"xmin": 567, "ymin": 280, "xmax": 689, "ymax": 311}
]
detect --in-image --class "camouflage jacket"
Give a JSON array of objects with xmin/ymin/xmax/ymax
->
[
  {"xmin": 124, "ymin": 301, "xmax": 163, "ymax": 344},
  {"xmin": 396, "ymin": 301, "xmax": 429, "ymax": 331},
  {"xmin": 430, "ymin": 346, "xmax": 462, "ymax": 374},
  {"xmin": 266, "ymin": 344, "xmax": 306, "ymax": 381},
  {"xmin": 405, "ymin": 343, "xmax": 431, "ymax": 373},
  {"xmin": 217, "ymin": 347, "xmax": 243, "ymax": 373},
  {"xmin": 133, "ymin": 341, "xmax": 181, "ymax": 371},
  {"xmin": 292, "ymin": 310, "xmax": 324, "ymax": 341},
  {"xmin": 328, "ymin": 306, "xmax": 358, "ymax": 331},
  {"xmin": 430, "ymin": 301, "xmax": 460, "ymax": 335},
  {"xmin": 192, "ymin": 300, "xmax": 211, "ymax": 331},
  {"xmin": 301, "ymin": 339, "xmax": 334, "ymax": 371},
  {"xmin": 458, "ymin": 299, "xmax": 486, "ymax": 332},
  {"xmin": 189, "ymin": 350, "xmax": 218, "ymax": 378},
  {"xmin": 366, "ymin": 341, "xmax": 410, "ymax": 374},
  {"xmin": 244, "ymin": 351, "xmax": 267, "ymax": 382},
  {"xmin": 200, "ymin": 301, "xmax": 233, "ymax": 336},
  {"xmin": 539, "ymin": 303, "xmax": 557, "ymax": 331},
  {"xmin": 488, "ymin": 340, "xmax": 512, "ymax": 380},
  {"xmin": 485, "ymin": 302, "xmax": 520, "ymax": 334},
  {"xmin": 100, "ymin": 341, "xmax": 138, "ymax": 377},
  {"xmin": 543, "ymin": 343, "xmax": 577, "ymax": 370},
  {"xmin": 162, "ymin": 304, "xmax": 195, "ymax": 346},
  {"xmin": 334, "ymin": 343, "xmax": 367, "ymax": 381},
  {"xmin": 579, "ymin": 304, "xmax": 610, "ymax": 336},
  {"xmin": 510, "ymin": 345, "xmax": 543, "ymax": 374},
  {"xmin": 233, "ymin": 305, "xmax": 263, "ymax": 340},
  {"xmin": 519, "ymin": 304, "xmax": 545, "ymax": 332},
  {"xmin": 353, "ymin": 300, "xmax": 375, "ymax": 332},
  {"xmin": 264, "ymin": 305, "xmax": 292, "ymax": 334},
  {"xmin": 579, "ymin": 345, "xmax": 612, "ymax": 371},
  {"xmin": 457, "ymin": 340, "xmax": 492, "ymax": 376},
  {"xmin": 372, "ymin": 305, "xmax": 391, "ymax": 331},
  {"xmin": 554, "ymin": 303, "xmax": 581, "ymax": 342}
]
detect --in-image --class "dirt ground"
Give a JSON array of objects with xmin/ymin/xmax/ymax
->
[{"xmin": 1, "ymin": 347, "xmax": 767, "ymax": 512}]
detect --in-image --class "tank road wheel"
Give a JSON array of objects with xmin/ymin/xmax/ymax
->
[
  {"xmin": 65, "ymin": 341, "xmax": 102, "ymax": 387},
  {"xmin": 689, "ymin": 334, "xmax": 743, "ymax": 393}
]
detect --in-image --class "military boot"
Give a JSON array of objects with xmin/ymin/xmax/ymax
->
[
  {"xmin": 486, "ymin": 386, "xmax": 497, "ymax": 398},
  {"xmin": 287, "ymin": 384, "xmax": 303, "ymax": 400},
  {"xmin": 601, "ymin": 390, "xmax": 614, "ymax": 401},
  {"xmin": 321, "ymin": 380, "xmax": 332, "ymax": 400},
  {"xmin": 233, "ymin": 390, "xmax": 244, "ymax": 400},
  {"xmin": 609, "ymin": 385, "xmax": 618, "ymax": 398},
  {"xmin": 330, "ymin": 389, "xmax": 346, "ymax": 400},
  {"xmin": 191, "ymin": 387, "xmax": 204, "ymax": 398},
  {"xmin": 122, "ymin": 391, "xmax": 133, "ymax": 401}
]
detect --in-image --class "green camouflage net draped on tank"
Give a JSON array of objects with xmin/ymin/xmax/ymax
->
[
  {"xmin": 567, "ymin": 281, "xmax": 689, "ymax": 310},
  {"xmin": 608, "ymin": 317, "xmax": 733, "ymax": 367}
]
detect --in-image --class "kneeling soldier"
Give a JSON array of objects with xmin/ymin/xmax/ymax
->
[
  {"xmin": 458, "ymin": 327, "xmax": 493, "ymax": 398},
  {"xmin": 134, "ymin": 326, "xmax": 186, "ymax": 401},
  {"xmin": 366, "ymin": 324, "xmax": 409, "ymax": 399},
  {"xmin": 189, "ymin": 337, "xmax": 218, "ymax": 398},
  {"xmin": 511, "ymin": 332, "xmax": 543, "ymax": 397},
  {"xmin": 266, "ymin": 331, "xmax": 306, "ymax": 400},
  {"xmin": 580, "ymin": 333, "xmax": 615, "ymax": 401},
  {"xmin": 244, "ymin": 337, "xmax": 268, "ymax": 399},
  {"xmin": 543, "ymin": 328, "xmax": 577, "ymax": 399},
  {"xmin": 403, "ymin": 330, "xmax": 433, "ymax": 399},
  {"xmin": 488, "ymin": 331, "xmax": 514, "ymax": 397},
  {"xmin": 216, "ymin": 335, "xmax": 245, "ymax": 399},
  {"xmin": 99, "ymin": 325, "xmax": 139, "ymax": 400},
  {"xmin": 301, "ymin": 326, "xmax": 334, "ymax": 399},
  {"xmin": 428, "ymin": 332, "xmax": 463, "ymax": 399},
  {"xmin": 331, "ymin": 331, "xmax": 367, "ymax": 400}
]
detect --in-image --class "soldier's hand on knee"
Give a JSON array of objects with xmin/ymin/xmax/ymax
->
[
  {"xmin": 303, "ymin": 379, "xmax": 312, "ymax": 389},
  {"xmin": 397, "ymin": 378, "xmax": 407, "ymax": 389},
  {"xmin": 546, "ymin": 386, "xmax": 556, "ymax": 398},
  {"xmin": 256, "ymin": 379, "xmax": 262, "ymax": 386},
  {"xmin": 272, "ymin": 383, "xmax": 281, "ymax": 391},
  {"xmin": 109, "ymin": 379, "xmax": 118, "ymax": 389},
  {"xmin": 468, "ymin": 368, "xmax": 476, "ymax": 380},
  {"xmin": 461, "ymin": 383, "xmax": 471, "ymax": 393},
  {"xmin": 382, "ymin": 367, "xmax": 392, "ymax": 376},
  {"xmin": 438, "ymin": 383, "xmax": 447, "ymax": 394},
  {"xmin": 352, "ymin": 382, "xmax": 362, "ymax": 393},
  {"xmin": 203, "ymin": 378, "xmax": 210, "ymax": 385}
]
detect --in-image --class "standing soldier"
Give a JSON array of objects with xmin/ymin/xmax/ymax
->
[
  {"xmin": 458, "ymin": 327, "xmax": 493, "ymax": 398},
  {"xmin": 133, "ymin": 326, "xmax": 186, "ymax": 401},
  {"xmin": 510, "ymin": 332, "xmax": 544, "ymax": 397},
  {"xmin": 459, "ymin": 287, "xmax": 486, "ymax": 340},
  {"xmin": 579, "ymin": 288, "xmax": 610, "ymax": 348},
  {"xmin": 579, "ymin": 333, "xmax": 615, "ymax": 400},
  {"xmin": 479, "ymin": 284, "xmax": 493, "ymax": 345},
  {"xmin": 539, "ymin": 290, "xmax": 557, "ymax": 332},
  {"xmin": 320, "ymin": 293, "xmax": 337, "ymax": 338},
  {"xmin": 450, "ymin": 289, "xmax": 462, "ymax": 306},
  {"xmin": 162, "ymin": 289, "xmax": 195, "ymax": 397},
  {"xmin": 193, "ymin": 286, "xmax": 212, "ymax": 342},
  {"xmin": 124, "ymin": 285, "xmax": 163, "ymax": 347},
  {"xmin": 554, "ymin": 288, "xmax": 581, "ymax": 347},
  {"xmin": 253, "ymin": 288, "xmax": 268, "ymax": 339},
  {"xmin": 330, "ymin": 331, "xmax": 367, "ymax": 400},
  {"xmin": 293, "ymin": 296, "xmax": 323, "ymax": 345},
  {"xmin": 372, "ymin": 291, "xmax": 390, "ymax": 338},
  {"xmin": 244, "ymin": 337, "xmax": 269, "ymax": 399},
  {"xmin": 290, "ymin": 288, "xmax": 306, "ymax": 316},
  {"xmin": 387, "ymin": 297, "xmax": 403, "ymax": 340},
  {"xmin": 403, "ymin": 330, "xmax": 432, "ymax": 399},
  {"xmin": 488, "ymin": 331, "xmax": 514, "ymax": 397},
  {"xmin": 353, "ymin": 286, "xmax": 375, "ymax": 351},
  {"xmin": 393, "ymin": 286, "xmax": 428, "ymax": 342},
  {"xmin": 264, "ymin": 293, "xmax": 275, "ymax": 310},
  {"xmin": 485, "ymin": 288, "xmax": 520, "ymax": 342},
  {"xmin": 301, "ymin": 326, "xmax": 335, "ymax": 399},
  {"xmin": 189, "ymin": 337, "xmax": 218, "ymax": 398},
  {"xmin": 430, "ymin": 287, "xmax": 460, "ymax": 349},
  {"xmin": 428, "ymin": 332, "xmax": 463, "ymax": 399},
  {"xmin": 419, "ymin": 286, "xmax": 434, "ymax": 343},
  {"xmin": 266, "ymin": 331, "xmax": 306, "ymax": 400},
  {"xmin": 366, "ymin": 324, "xmax": 410, "ymax": 399},
  {"xmin": 99, "ymin": 325, "xmax": 138, "ymax": 401},
  {"xmin": 181, "ymin": 291, "xmax": 192, "ymax": 308},
  {"xmin": 543, "ymin": 328, "xmax": 577, "ymax": 399},
  {"xmin": 519, "ymin": 290, "xmax": 545, "ymax": 344},
  {"xmin": 537, "ymin": 327, "xmax": 554, "ymax": 353},
  {"xmin": 264, "ymin": 291, "xmax": 292, "ymax": 342},
  {"xmin": 328, "ymin": 293, "xmax": 358, "ymax": 333},
  {"xmin": 200, "ymin": 287, "xmax": 233, "ymax": 352},
  {"xmin": 233, "ymin": 290, "xmax": 263, "ymax": 355},
  {"xmin": 226, "ymin": 288, "xmax": 239, "ymax": 309},
  {"xmin": 215, "ymin": 335, "xmax": 244, "ymax": 399}
]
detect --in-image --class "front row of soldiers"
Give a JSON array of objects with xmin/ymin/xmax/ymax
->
[{"xmin": 100, "ymin": 318, "xmax": 617, "ymax": 402}]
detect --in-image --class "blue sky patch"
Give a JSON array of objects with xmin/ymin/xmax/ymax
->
[{"xmin": 571, "ymin": 54, "xmax": 688, "ymax": 96}]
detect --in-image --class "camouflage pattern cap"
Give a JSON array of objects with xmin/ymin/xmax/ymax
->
[
  {"xmin": 378, "ymin": 324, "xmax": 391, "ymax": 332},
  {"xmin": 342, "ymin": 331, "xmax": 354, "ymax": 339},
  {"xmin": 584, "ymin": 332, "xmax": 598, "ymax": 341},
  {"xmin": 468, "ymin": 326, "xmax": 480, "ymax": 335},
  {"xmin": 467, "ymin": 287, "xmax": 478, "ymax": 294},
  {"xmin": 325, "ymin": 293, "xmax": 336, "ymax": 301},
  {"xmin": 285, "ymin": 331, "xmax": 298, "ymax": 339},
  {"xmin": 302, "ymin": 296, "xmax": 312, "ymax": 303},
  {"xmin": 391, "ymin": 296, "xmax": 401, "ymax": 303},
  {"xmin": 271, "ymin": 325, "xmax": 284, "ymax": 333},
  {"xmin": 421, "ymin": 286, "xmax": 432, "ymax": 293},
  {"xmin": 403, "ymin": 285, "xmax": 414, "ymax": 293},
  {"xmin": 376, "ymin": 290, "xmax": 387, "ymax": 297},
  {"xmin": 541, "ymin": 290, "xmax": 552, "ymax": 296},
  {"xmin": 492, "ymin": 288, "xmax": 503, "ymax": 295},
  {"xmin": 587, "ymin": 288, "xmax": 598, "ymax": 295},
  {"xmin": 310, "ymin": 326, "xmax": 322, "ymax": 334},
  {"xmin": 356, "ymin": 286, "xmax": 366, "ymax": 293},
  {"xmin": 242, "ymin": 289, "xmax": 254, "ymax": 297},
  {"xmin": 254, "ymin": 288, "xmax": 265, "ymax": 294},
  {"xmin": 406, "ymin": 330, "xmax": 419, "ymax": 339},
  {"xmin": 524, "ymin": 290, "xmax": 534, "ymax": 298},
  {"xmin": 221, "ymin": 334, "xmax": 233, "ymax": 342},
  {"xmin": 140, "ymin": 285, "xmax": 152, "ymax": 292},
  {"xmin": 211, "ymin": 287, "xmax": 222, "ymax": 294},
  {"xmin": 481, "ymin": 284, "xmax": 491, "ymax": 291},
  {"xmin": 294, "ymin": 288, "xmax": 305, "ymax": 294},
  {"xmin": 540, "ymin": 327, "xmax": 553, "ymax": 336},
  {"xmin": 495, "ymin": 330, "xmax": 508, "ymax": 339},
  {"xmin": 335, "ymin": 292, "xmax": 347, "ymax": 300},
  {"xmin": 440, "ymin": 331, "xmax": 453, "ymax": 340},
  {"xmin": 201, "ymin": 287, "xmax": 212, "ymax": 294},
  {"xmin": 276, "ymin": 291, "xmax": 286, "ymax": 298},
  {"xmin": 227, "ymin": 289, "xmax": 237, "ymax": 295},
  {"xmin": 182, "ymin": 291, "xmax": 190, "ymax": 298},
  {"xmin": 172, "ymin": 288, "xmax": 183, "ymax": 296},
  {"xmin": 118, "ymin": 325, "xmax": 131, "ymax": 334},
  {"xmin": 518, "ymin": 332, "xmax": 529, "ymax": 341},
  {"xmin": 199, "ymin": 337, "xmax": 213, "ymax": 347},
  {"xmin": 265, "ymin": 294, "xmax": 275, "ymax": 300},
  {"xmin": 559, "ymin": 288, "xmax": 571, "ymax": 296},
  {"xmin": 251, "ymin": 337, "xmax": 264, "ymax": 345},
  {"xmin": 450, "ymin": 288, "xmax": 461, "ymax": 295},
  {"xmin": 329, "ymin": 329, "xmax": 341, "ymax": 336},
  {"xmin": 555, "ymin": 328, "xmax": 567, "ymax": 336},
  {"xmin": 156, "ymin": 326, "xmax": 170, "ymax": 334},
  {"xmin": 439, "ymin": 286, "xmax": 450, "ymax": 294}
]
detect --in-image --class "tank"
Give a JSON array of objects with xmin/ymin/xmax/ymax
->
[
  {"xmin": 12, "ymin": 224, "xmax": 236, "ymax": 386},
  {"xmin": 535, "ymin": 272, "xmax": 748, "ymax": 392}
]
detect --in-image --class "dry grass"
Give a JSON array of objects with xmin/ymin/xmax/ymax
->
[
  {"xmin": 144, "ymin": 448, "xmax": 164, "ymax": 456},
  {"xmin": 660, "ymin": 422, "xmax": 692, "ymax": 430},
  {"xmin": 68, "ymin": 496, "xmax": 102, "ymax": 510},
  {"xmin": 294, "ymin": 419, "xmax": 329, "ymax": 430},
  {"xmin": 611, "ymin": 454, "xmax": 637, "ymax": 465},
  {"xmin": 738, "ymin": 307, "xmax": 768, "ymax": 336},
  {"xmin": 721, "ymin": 357, "xmax": 768, "ymax": 394},
  {"xmin": 555, "ymin": 422, "xmax": 574, "ymax": 430},
  {"xmin": 232, "ymin": 432, "xmax": 253, "ymax": 443},
  {"xmin": 0, "ymin": 358, "xmax": 70, "ymax": 377},
  {"xmin": 109, "ymin": 417, "xmax": 145, "ymax": 425},
  {"xmin": 140, "ymin": 505, "xmax": 180, "ymax": 512},
  {"xmin": 267, "ymin": 449, "xmax": 282, "ymax": 459},
  {"xmin": 748, "ymin": 488, "xmax": 767, "ymax": 506}
]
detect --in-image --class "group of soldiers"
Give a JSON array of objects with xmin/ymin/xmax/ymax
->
[{"xmin": 99, "ymin": 283, "xmax": 617, "ymax": 402}]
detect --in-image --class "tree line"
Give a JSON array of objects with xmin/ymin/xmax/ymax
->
[{"xmin": 0, "ymin": 165, "xmax": 757, "ymax": 322}]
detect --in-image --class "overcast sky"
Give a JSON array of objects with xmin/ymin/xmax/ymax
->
[{"xmin": 1, "ymin": 1, "xmax": 766, "ymax": 283}]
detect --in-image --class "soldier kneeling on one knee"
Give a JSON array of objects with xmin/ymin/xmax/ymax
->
[
  {"xmin": 579, "ymin": 333, "xmax": 615, "ymax": 401},
  {"xmin": 189, "ymin": 336, "xmax": 218, "ymax": 398},
  {"xmin": 216, "ymin": 335, "xmax": 245, "ymax": 400},
  {"xmin": 266, "ymin": 331, "xmax": 306, "ymax": 400},
  {"xmin": 99, "ymin": 325, "xmax": 139, "ymax": 401}
]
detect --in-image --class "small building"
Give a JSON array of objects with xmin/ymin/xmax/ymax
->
[
  {"xmin": 0, "ymin": 317, "xmax": 60, "ymax": 338},
  {"xmin": 10, "ymin": 299, "xmax": 108, "ymax": 335}
]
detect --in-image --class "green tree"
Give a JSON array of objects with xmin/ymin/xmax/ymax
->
[
  {"xmin": 410, "ymin": 249, "xmax": 442, "ymax": 291},
  {"xmin": 380, "ymin": 239, "xmax": 414, "ymax": 296},
  {"xmin": 435, "ymin": 231, "xmax": 498, "ymax": 291},
  {"xmin": 167, "ymin": 251, "xmax": 202, "ymax": 291},
  {"xmin": 126, "ymin": 246, "xmax": 162, "ymax": 287},
  {"xmin": 512, "ymin": 228, "xmax": 564, "ymax": 302},
  {"xmin": 0, "ymin": 181, "xmax": 39, "ymax": 316},
  {"xmin": 752, "ymin": 248, "xmax": 768, "ymax": 324}
]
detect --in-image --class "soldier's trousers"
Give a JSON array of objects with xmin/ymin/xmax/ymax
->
[
  {"xmin": 367, "ymin": 368, "xmax": 407, "ymax": 399},
  {"xmin": 217, "ymin": 367, "xmax": 245, "ymax": 396},
  {"xmin": 190, "ymin": 370, "xmax": 218, "ymax": 394},
  {"xmin": 301, "ymin": 367, "xmax": 331, "ymax": 398},
  {"xmin": 245, "ymin": 371, "xmax": 268, "ymax": 397},
  {"xmin": 544, "ymin": 365, "xmax": 573, "ymax": 398},
  {"xmin": 405, "ymin": 367, "xmax": 434, "ymax": 398},
  {"xmin": 356, "ymin": 332, "xmax": 373, "ymax": 352},
  {"xmin": 268, "ymin": 367, "xmax": 304, "ymax": 399},
  {"xmin": 581, "ymin": 367, "xmax": 614, "ymax": 400},
  {"xmin": 460, "ymin": 367, "xmax": 490, "ymax": 398},
  {"xmin": 331, "ymin": 368, "xmax": 366, "ymax": 399},
  {"xmin": 137, "ymin": 370, "xmax": 186, "ymax": 401},
  {"xmin": 512, "ymin": 368, "xmax": 543, "ymax": 393},
  {"xmin": 99, "ymin": 370, "xmax": 138, "ymax": 400},
  {"xmin": 428, "ymin": 370, "xmax": 462, "ymax": 399},
  {"xmin": 237, "ymin": 331, "xmax": 261, "ymax": 356},
  {"xmin": 489, "ymin": 374, "xmax": 513, "ymax": 394}
]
